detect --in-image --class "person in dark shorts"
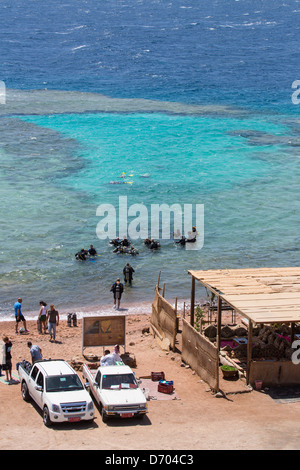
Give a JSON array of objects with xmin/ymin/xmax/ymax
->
[
  {"xmin": 14, "ymin": 298, "xmax": 28, "ymax": 334},
  {"xmin": 38, "ymin": 301, "xmax": 48, "ymax": 334},
  {"xmin": 110, "ymin": 278, "xmax": 124, "ymax": 310},
  {"xmin": 2, "ymin": 336, "xmax": 12, "ymax": 382}
]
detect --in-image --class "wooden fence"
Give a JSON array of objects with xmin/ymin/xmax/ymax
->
[
  {"xmin": 181, "ymin": 318, "xmax": 219, "ymax": 391},
  {"xmin": 151, "ymin": 284, "xmax": 178, "ymax": 351}
]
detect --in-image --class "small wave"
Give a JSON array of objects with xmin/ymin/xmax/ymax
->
[{"xmin": 72, "ymin": 45, "xmax": 88, "ymax": 51}]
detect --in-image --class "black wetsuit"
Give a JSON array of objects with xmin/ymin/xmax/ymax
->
[
  {"xmin": 75, "ymin": 250, "xmax": 87, "ymax": 260},
  {"xmin": 111, "ymin": 282, "xmax": 124, "ymax": 299},
  {"xmin": 123, "ymin": 265, "xmax": 135, "ymax": 285}
]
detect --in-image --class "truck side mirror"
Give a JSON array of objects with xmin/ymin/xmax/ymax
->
[{"xmin": 35, "ymin": 385, "xmax": 43, "ymax": 392}]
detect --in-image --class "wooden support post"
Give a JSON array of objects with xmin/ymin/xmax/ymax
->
[
  {"xmin": 291, "ymin": 322, "xmax": 295, "ymax": 344},
  {"xmin": 157, "ymin": 271, "xmax": 161, "ymax": 288},
  {"xmin": 247, "ymin": 320, "xmax": 253, "ymax": 385},
  {"xmin": 183, "ymin": 302, "xmax": 186, "ymax": 319},
  {"xmin": 215, "ymin": 296, "xmax": 222, "ymax": 393},
  {"xmin": 190, "ymin": 276, "xmax": 195, "ymax": 327},
  {"xmin": 216, "ymin": 296, "xmax": 222, "ymax": 353},
  {"xmin": 175, "ymin": 297, "xmax": 178, "ymax": 314},
  {"xmin": 162, "ymin": 283, "xmax": 166, "ymax": 297}
]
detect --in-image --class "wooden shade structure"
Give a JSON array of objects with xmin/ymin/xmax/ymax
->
[{"xmin": 188, "ymin": 267, "xmax": 300, "ymax": 386}]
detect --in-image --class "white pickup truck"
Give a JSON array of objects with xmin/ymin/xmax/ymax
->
[
  {"xmin": 82, "ymin": 363, "xmax": 147, "ymax": 422},
  {"xmin": 18, "ymin": 359, "xmax": 95, "ymax": 426}
]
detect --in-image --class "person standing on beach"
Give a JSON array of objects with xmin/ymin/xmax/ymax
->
[
  {"xmin": 38, "ymin": 301, "xmax": 48, "ymax": 334},
  {"xmin": 110, "ymin": 278, "xmax": 124, "ymax": 310},
  {"xmin": 2, "ymin": 336, "xmax": 12, "ymax": 382},
  {"xmin": 14, "ymin": 298, "xmax": 28, "ymax": 334},
  {"xmin": 123, "ymin": 262, "xmax": 135, "ymax": 286},
  {"xmin": 47, "ymin": 304, "xmax": 59, "ymax": 342},
  {"xmin": 27, "ymin": 341, "xmax": 42, "ymax": 364}
]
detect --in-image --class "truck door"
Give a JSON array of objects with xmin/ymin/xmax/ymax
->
[
  {"xmin": 31, "ymin": 370, "xmax": 44, "ymax": 408},
  {"xmin": 28, "ymin": 364, "xmax": 39, "ymax": 394}
]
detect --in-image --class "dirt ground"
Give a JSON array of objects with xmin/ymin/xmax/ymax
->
[{"xmin": 1, "ymin": 312, "xmax": 300, "ymax": 451}]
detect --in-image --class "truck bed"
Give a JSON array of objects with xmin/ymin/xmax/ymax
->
[
  {"xmin": 82, "ymin": 363, "xmax": 98, "ymax": 380},
  {"xmin": 18, "ymin": 360, "xmax": 32, "ymax": 377}
]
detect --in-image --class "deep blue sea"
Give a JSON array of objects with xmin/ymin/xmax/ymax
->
[{"xmin": 0, "ymin": 0, "xmax": 299, "ymax": 319}]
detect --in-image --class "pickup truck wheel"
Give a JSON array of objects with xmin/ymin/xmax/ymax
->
[
  {"xmin": 43, "ymin": 406, "xmax": 52, "ymax": 427},
  {"xmin": 21, "ymin": 381, "xmax": 30, "ymax": 402},
  {"xmin": 101, "ymin": 408, "xmax": 108, "ymax": 423}
]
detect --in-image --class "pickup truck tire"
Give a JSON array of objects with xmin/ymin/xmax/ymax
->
[
  {"xmin": 43, "ymin": 406, "xmax": 52, "ymax": 427},
  {"xmin": 21, "ymin": 381, "xmax": 30, "ymax": 402},
  {"xmin": 101, "ymin": 408, "xmax": 109, "ymax": 423}
]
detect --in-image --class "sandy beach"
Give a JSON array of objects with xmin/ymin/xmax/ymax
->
[{"xmin": 1, "ymin": 304, "xmax": 300, "ymax": 451}]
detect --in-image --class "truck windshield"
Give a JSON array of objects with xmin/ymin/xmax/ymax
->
[
  {"xmin": 102, "ymin": 373, "xmax": 138, "ymax": 390},
  {"xmin": 46, "ymin": 374, "xmax": 84, "ymax": 392}
]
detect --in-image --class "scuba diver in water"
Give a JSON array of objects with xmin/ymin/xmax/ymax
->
[
  {"xmin": 128, "ymin": 245, "xmax": 139, "ymax": 255},
  {"xmin": 88, "ymin": 245, "xmax": 97, "ymax": 256},
  {"xmin": 109, "ymin": 237, "xmax": 121, "ymax": 247},
  {"xmin": 149, "ymin": 239, "xmax": 160, "ymax": 249},
  {"xmin": 113, "ymin": 244, "xmax": 138, "ymax": 255},
  {"xmin": 175, "ymin": 236, "xmax": 187, "ymax": 246},
  {"xmin": 174, "ymin": 227, "xmax": 197, "ymax": 247},
  {"xmin": 121, "ymin": 236, "xmax": 130, "ymax": 247},
  {"xmin": 123, "ymin": 262, "xmax": 135, "ymax": 286},
  {"xmin": 186, "ymin": 226, "xmax": 197, "ymax": 243},
  {"xmin": 75, "ymin": 249, "xmax": 88, "ymax": 261}
]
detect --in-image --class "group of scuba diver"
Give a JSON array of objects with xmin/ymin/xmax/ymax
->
[
  {"xmin": 109, "ymin": 236, "xmax": 161, "ymax": 254},
  {"xmin": 75, "ymin": 245, "xmax": 98, "ymax": 261},
  {"xmin": 109, "ymin": 237, "xmax": 139, "ymax": 255},
  {"xmin": 75, "ymin": 226, "xmax": 197, "ymax": 261}
]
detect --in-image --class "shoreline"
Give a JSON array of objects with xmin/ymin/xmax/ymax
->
[{"xmin": 0, "ymin": 297, "xmax": 192, "ymax": 323}]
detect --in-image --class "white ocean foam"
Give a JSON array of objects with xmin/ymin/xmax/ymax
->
[{"xmin": 72, "ymin": 45, "xmax": 88, "ymax": 51}]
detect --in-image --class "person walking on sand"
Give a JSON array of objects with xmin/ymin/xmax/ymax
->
[
  {"xmin": 38, "ymin": 301, "xmax": 48, "ymax": 334},
  {"xmin": 47, "ymin": 304, "xmax": 59, "ymax": 342},
  {"xmin": 14, "ymin": 298, "xmax": 28, "ymax": 334},
  {"xmin": 27, "ymin": 341, "xmax": 42, "ymax": 364},
  {"xmin": 123, "ymin": 262, "xmax": 135, "ymax": 286},
  {"xmin": 2, "ymin": 336, "xmax": 12, "ymax": 382},
  {"xmin": 110, "ymin": 278, "xmax": 124, "ymax": 310}
]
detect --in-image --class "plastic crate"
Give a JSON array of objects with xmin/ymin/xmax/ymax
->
[
  {"xmin": 151, "ymin": 371, "xmax": 165, "ymax": 381},
  {"xmin": 157, "ymin": 381, "xmax": 174, "ymax": 394}
]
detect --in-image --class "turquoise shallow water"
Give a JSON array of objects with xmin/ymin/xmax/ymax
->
[{"xmin": 1, "ymin": 92, "xmax": 299, "ymax": 319}]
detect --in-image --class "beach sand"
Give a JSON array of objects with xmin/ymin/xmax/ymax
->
[{"xmin": 1, "ymin": 306, "xmax": 300, "ymax": 451}]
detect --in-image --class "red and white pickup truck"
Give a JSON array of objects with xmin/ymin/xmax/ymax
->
[{"xmin": 82, "ymin": 363, "xmax": 147, "ymax": 422}]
